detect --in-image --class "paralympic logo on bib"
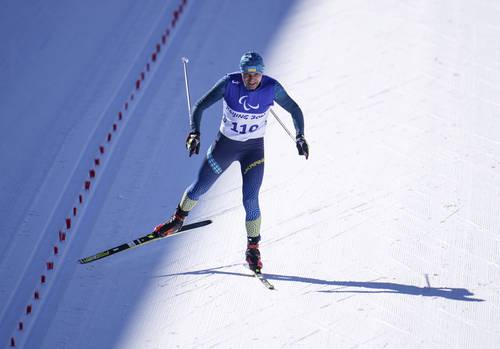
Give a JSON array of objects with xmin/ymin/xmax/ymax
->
[{"xmin": 239, "ymin": 95, "xmax": 260, "ymax": 111}]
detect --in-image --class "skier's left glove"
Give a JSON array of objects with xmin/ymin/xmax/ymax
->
[
  {"xmin": 296, "ymin": 134, "xmax": 309, "ymax": 159},
  {"xmin": 186, "ymin": 131, "xmax": 200, "ymax": 157}
]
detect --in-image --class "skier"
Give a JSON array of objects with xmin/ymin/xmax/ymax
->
[{"xmin": 154, "ymin": 51, "xmax": 308, "ymax": 273}]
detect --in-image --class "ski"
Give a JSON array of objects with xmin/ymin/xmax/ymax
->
[
  {"xmin": 253, "ymin": 271, "xmax": 275, "ymax": 290},
  {"xmin": 247, "ymin": 267, "xmax": 275, "ymax": 290},
  {"xmin": 78, "ymin": 220, "xmax": 212, "ymax": 264}
]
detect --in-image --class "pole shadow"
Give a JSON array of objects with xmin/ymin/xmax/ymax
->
[{"xmin": 155, "ymin": 265, "xmax": 484, "ymax": 302}]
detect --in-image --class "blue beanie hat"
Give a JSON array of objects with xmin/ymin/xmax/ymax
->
[{"xmin": 240, "ymin": 51, "xmax": 264, "ymax": 74}]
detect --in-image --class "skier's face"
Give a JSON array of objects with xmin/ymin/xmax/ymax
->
[{"xmin": 242, "ymin": 72, "xmax": 262, "ymax": 90}]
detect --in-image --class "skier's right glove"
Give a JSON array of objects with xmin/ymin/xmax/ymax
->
[
  {"xmin": 296, "ymin": 134, "xmax": 309, "ymax": 160},
  {"xmin": 186, "ymin": 131, "xmax": 200, "ymax": 157}
]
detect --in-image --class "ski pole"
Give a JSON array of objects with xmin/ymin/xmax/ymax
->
[
  {"xmin": 269, "ymin": 108, "xmax": 296, "ymax": 143},
  {"xmin": 181, "ymin": 57, "xmax": 192, "ymax": 117}
]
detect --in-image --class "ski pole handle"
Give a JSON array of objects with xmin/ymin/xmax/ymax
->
[{"xmin": 181, "ymin": 57, "xmax": 192, "ymax": 118}]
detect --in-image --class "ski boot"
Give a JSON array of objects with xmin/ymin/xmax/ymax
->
[
  {"xmin": 246, "ymin": 236, "xmax": 263, "ymax": 273},
  {"xmin": 154, "ymin": 206, "xmax": 188, "ymax": 237}
]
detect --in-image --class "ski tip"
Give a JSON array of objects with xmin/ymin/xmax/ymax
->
[{"xmin": 188, "ymin": 219, "xmax": 212, "ymax": 228}]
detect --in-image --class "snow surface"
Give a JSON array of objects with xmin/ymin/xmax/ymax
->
[{"xmin": 1, "ymin": 0, "xmax": 500, "ymax": 348}]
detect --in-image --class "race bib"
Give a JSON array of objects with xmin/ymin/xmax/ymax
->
[{"xmin": 220, "ymin": 99, "xmax": 268, "ymax": 141}]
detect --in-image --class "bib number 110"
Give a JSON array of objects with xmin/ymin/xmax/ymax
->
[{"xmin": 231, "ymin": 122, "xmax": 258, "ymax": 135}]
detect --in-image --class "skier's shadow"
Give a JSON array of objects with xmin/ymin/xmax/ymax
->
[{"xmin": 155, "ymin": 265, "xmax": 484, "ymax": 302}]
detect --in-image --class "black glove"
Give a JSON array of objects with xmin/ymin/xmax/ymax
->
[
  {"xmin": 296, "ymin": 134, "xmax": 309, "ymax": 159},
  {"xmin": 186, "ymin": 132, "xmax": 200, "ymax": 157}
]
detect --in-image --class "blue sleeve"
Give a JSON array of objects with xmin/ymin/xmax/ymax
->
[
  {"xmin": 273, "ymin": 82, "xmax": 305, "ymax": 137},
  {"xmin": 190, "ymin": 75, "xmax": 228, "ymax": 133}
]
